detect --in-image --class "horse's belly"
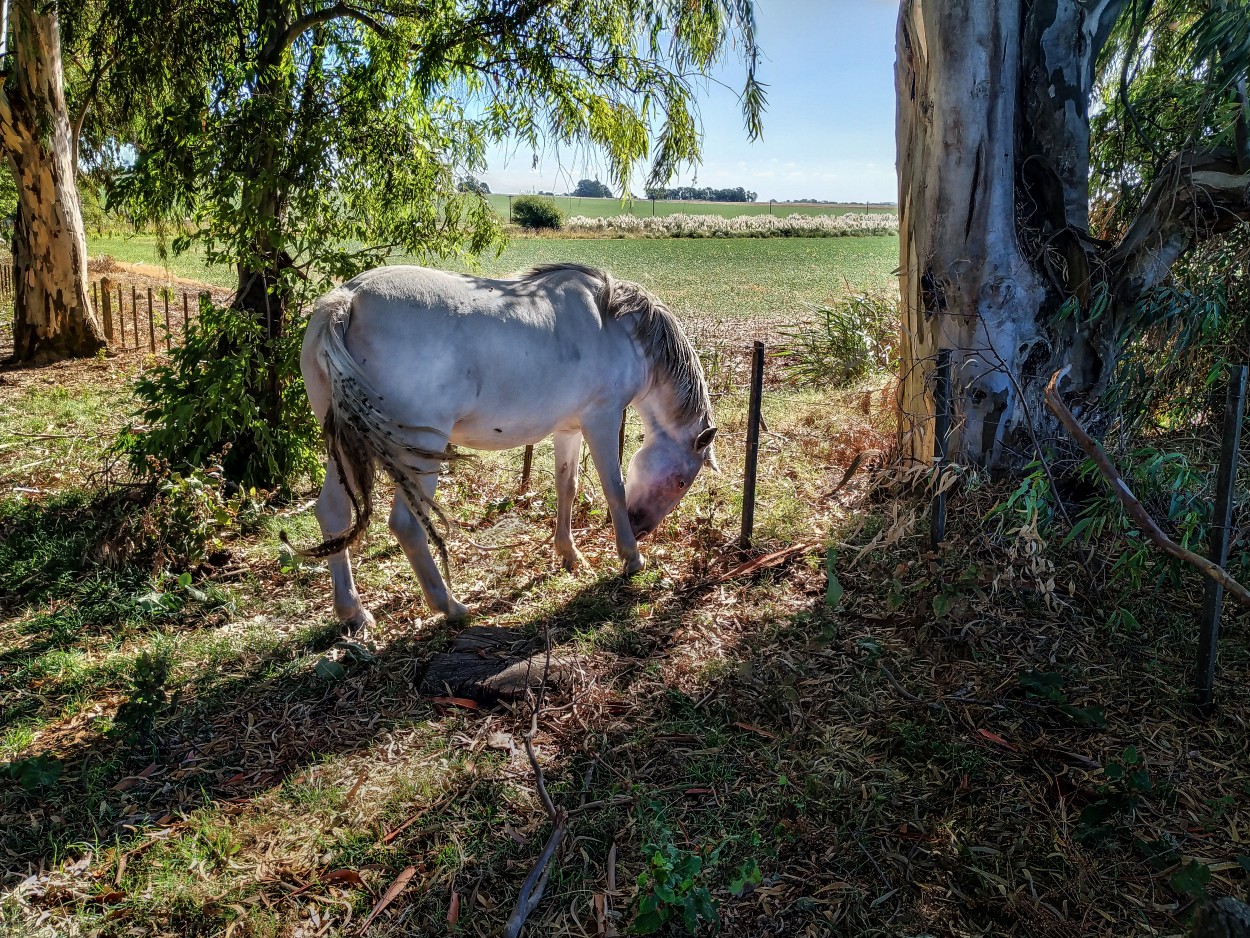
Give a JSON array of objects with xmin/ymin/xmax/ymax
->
[{"xmin": 450, "ymin": 414, "xmax": 574, "ymax": 451}]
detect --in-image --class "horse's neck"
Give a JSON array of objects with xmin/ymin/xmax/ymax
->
[{"xmin": 633, "ymin": 374, "xmax": 687, "ymax": 439}]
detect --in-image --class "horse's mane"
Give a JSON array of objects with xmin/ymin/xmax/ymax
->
[{"xmin": 519, "ymin": 263, "xmax": 712, "ymax": 423}]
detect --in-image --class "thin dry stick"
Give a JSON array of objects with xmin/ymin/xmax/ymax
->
[
  {"xmin": 1045, "ymin": 366, "xmax": 1250, "ymax": 609},
  {"xmin": 502, "ymin": 625, "xmax": 568, "ymax": 938}
]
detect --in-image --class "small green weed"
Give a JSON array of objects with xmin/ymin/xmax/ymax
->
[
  {"xmin": 112, "ymin": 649, "xmax": 173, "ymax": 742},
  {"xmin": 632, "ymin": 842, "xmax": 721, "ymax": 935},
  {"xmin": 1019, "ymin": 669, "xmax": 1107, "ymax": 727},
  {"xmin": 1, "ymin": 754, "xmax": 63, "ymax": 793},
  {"xmin": 1077, "ymin": 746, "xmax": 1154, "ymax": 844}
]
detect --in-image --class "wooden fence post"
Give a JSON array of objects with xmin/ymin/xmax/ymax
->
[
  {"xmin": 521, "ymin": 445, "xmax": 534, "ymax": 489},
  {"xmin": 131, "ymin": 285, "xmax": 138, "ymax": 347},
  {"xmin": 118, "ymin": 285, "xmax": 126, "ymax": 347},
  {"xmin": 163, "ymin": 290, "xmax": 171, "ymax": 350},
  {"xmin": 183, "ymin": 292, "xmax": 190, "ymax": 337},
  {"xmin": 99, "ymin": 277, "xmax": 114, "ymax": 342},
  {"xmin": 740, "ymin": 340, "xmax": 765, "ymax": 549},
  {"xmin": 146, "ymin": 286, "xmax": 156, "ymax": 352},
  {"xmin": 1196, "ymin": 364, "xmax": 1248, "ymax": 713}
]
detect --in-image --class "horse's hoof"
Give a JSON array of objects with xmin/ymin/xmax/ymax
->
[
  {"xmin": 342, "ymin": 609, "xmax": 376, "ymax": 640},
  {"xmin": 622, "ymin": 556, "xmax": 646, "ymax": 577}
]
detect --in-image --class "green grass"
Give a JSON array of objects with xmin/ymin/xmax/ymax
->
[
  {"xmin": 86, "ymin": 234, "xmax": 899, "ymax": 321},
  {"xmin": 432, "ymin": 236, "xmax": 899, "ymax": 320},
  {"xmin": 87, "ymin": 234, "xmax": 235, "ymax": 288},
  {"xmin": 486, "ymin": 193, "xmax": 896, "ymax": 219}
]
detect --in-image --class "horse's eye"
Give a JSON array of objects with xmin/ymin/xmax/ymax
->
[{"xmin": 677, "ymin": 479, "xmax": 687, "ymax": 489}]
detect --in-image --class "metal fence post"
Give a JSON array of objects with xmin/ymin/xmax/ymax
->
[
  {"xmin": 931, "ymin": 349, "xmax": 953, "ymax": 551},
  {"xmin": 740, "ymin": 341, "xmax": 765, "ymax": 549},
  {"xmin": 1196, "ymin": 363, "xmax": 1248, "ymax": 713}
]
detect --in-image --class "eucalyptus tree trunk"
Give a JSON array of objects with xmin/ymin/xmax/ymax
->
[
  {"xmin": 895, "ymin": 0, "xmax": 1250, "ymax": 470},
  {"xmin": 0, "ymin": 0, "xmax": 105, "ymax": 362}
]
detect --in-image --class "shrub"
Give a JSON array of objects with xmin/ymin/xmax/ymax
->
[
  {"xmin": 512, "ymin": 195, "xmax": 565, "ymax": 230},
  {"xmin": 776, "ymin": 291, "xmax": 900, "ymax": 388},
  {"xmin": 118, "ymin": 299, "xmax": 321, "ymax": 491}
]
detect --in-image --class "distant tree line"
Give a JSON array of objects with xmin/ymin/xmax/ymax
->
[{"xmin": 642, "ymin": 185, "xmax": 758, "ymax": 202}]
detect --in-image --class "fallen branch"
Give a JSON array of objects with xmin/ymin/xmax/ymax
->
[
  {"xmin": 1045, "ymin": 367, "xmax": 1250, "ymax": 610},
  {"xmin": 501, "ymin": 625, "xmax": 567, "ymax": 938}
]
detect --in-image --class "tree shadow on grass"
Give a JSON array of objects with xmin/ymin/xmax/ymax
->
[{"xmin": 0, "ymin": 564, "xmax": 700, "ymax": 873}]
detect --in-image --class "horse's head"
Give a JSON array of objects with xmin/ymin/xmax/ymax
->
[{"xmin": 624, "ymin": 424, "xmax": 718, "ymax": 540}]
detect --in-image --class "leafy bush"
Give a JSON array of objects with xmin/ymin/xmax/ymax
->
[
  {"xmin": 776, "ymin": 291, "xmax": 899, "ymax": 387},
  {"xmin": 118, "ymin": 299, "xmax": 321, "ymax": 491},
  {"xmin": 125, "ymin": 460, "xmax": 266, "ymax": 573},
  {"xmin": 512, "ymin": 195, "xmax": 565, "ymax": 230}
]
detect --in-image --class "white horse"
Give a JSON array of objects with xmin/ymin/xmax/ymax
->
[{"xmin": 297, "ymin": 263, "xmax": 718, "ymax": 630}]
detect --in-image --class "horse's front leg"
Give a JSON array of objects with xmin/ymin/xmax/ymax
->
[
  {"xmin": 553, "ymin": 429, "xmax": 585, "ymax": 572},
  {"xmin": 581, "ymin": 411, "xmax": 644, "ymax": 576},
  {"xmin": 388, "ymin": 478, "xmax": 469, "ymax": 623},
  {"xmin": 315, "ymin": 458, "xmax": 376, "ymax": 636}
]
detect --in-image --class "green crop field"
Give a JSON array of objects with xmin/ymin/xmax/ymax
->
[
  {"xmin": 487, "ymin": 192, "xmax": 896, "ymax": 220},
  {"xmin": 87, "ymin": 234, "xmax": 899, "ymax": 321},
  {"xmin": 431, "ymin": 236, "xmax": 899, "ymax": 320}
]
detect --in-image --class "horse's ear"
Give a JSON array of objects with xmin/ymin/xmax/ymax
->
[{"xmin": 695, "ymin": 426, "xmax": 717, "ymax": 451}]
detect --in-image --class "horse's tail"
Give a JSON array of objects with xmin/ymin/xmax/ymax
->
[{"xmin": 292, "ymin": 288, "xmax": 463, "ymax": 569}]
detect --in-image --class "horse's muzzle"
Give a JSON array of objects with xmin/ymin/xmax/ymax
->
[{"xmin": 628, "ymin": 509, "xmax": 655, "ymax": 540}]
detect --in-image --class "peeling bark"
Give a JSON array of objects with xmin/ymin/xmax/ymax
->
[
  {"xmin": 0, "ymin": 0, "xmax": 105, "ymax": 362},
  {"xmin": 895, "ymin": 0, "xmax": 1246, "ymax": 471},
  {"xmin": 896, "ymin": 0, "xmax": 1047, "ymax": 468}
]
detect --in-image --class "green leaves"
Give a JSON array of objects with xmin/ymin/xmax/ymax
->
[
  {"xmin": 1169, "ymin": 860, "xmax": 1212, "ymax": 900},
  {"xmin": 631, "ymin": 843, "xmax": 721, "ymax": 935},
  {"xmin": 1019, "ymin": 669, "xmax": 1108, "ymax": 728},
  {"xmin": 727, "ymin": 859, "xmax": 762, "ymax": 897},
  {"xmin": 824, "ymin": 547, "xmax": 843, "ymax": 608},
  {"xmin": 1, "ymin": 755, "xmax": 63, "ymax": 793},
  {"xmin": 119, "ymin": 303, "xmax": 320, "ymax": 490}
]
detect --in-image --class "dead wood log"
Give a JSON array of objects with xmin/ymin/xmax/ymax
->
[
  {"xmin": 1189, "ymin": 898, "xmax": 1250, "ymax": 938},
  {"xmin": 419, "ymin": 627, "xmax": 571, "ymax": 703}
]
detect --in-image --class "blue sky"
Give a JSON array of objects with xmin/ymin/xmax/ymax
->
[{"xmin": 481, "ymin": 0, "xmax": 900, "ymax": 203}]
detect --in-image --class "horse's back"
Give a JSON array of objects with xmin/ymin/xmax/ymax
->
[{"xmin": 307, "ymin": 264, "xmax": 645, "ymax": 448}]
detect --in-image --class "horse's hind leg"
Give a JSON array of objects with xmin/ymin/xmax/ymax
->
[
  {"xmin": 388, "ymin": 481, "xmax": 469, "ymax": 623},
  {"xmin": 315, "ymin": 459, "xmax": 376, "ymax": 636},
  {"xmin": 553, "ymin": 429, "xmax": 585, "ymax": 572}
]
